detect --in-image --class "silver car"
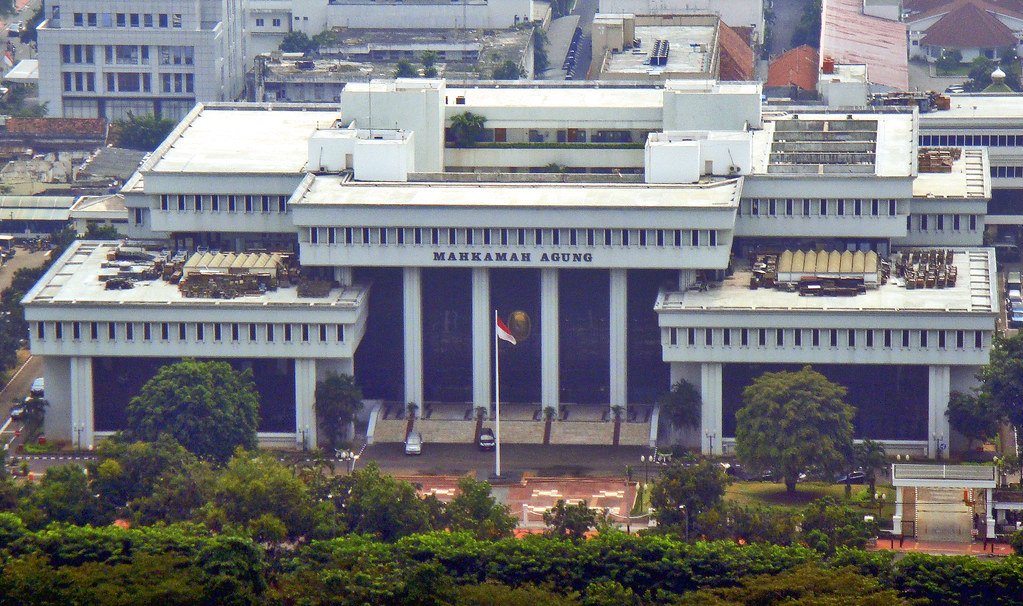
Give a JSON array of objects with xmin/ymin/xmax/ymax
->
[{"xmin": 404, "ymin": 431, "xmax": 423, "ymax": 455}]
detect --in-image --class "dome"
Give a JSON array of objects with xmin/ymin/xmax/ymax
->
[{"xmin": 992, "ymin": 67, "xmax": 1006, "ymax": 80}]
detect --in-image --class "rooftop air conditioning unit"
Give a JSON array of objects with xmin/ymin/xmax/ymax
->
[{"xmin": 727, "ymin": 165, "xmax": 740, "ymax": 176}]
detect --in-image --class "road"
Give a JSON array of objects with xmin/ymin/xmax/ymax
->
[
  {"xmin": 0, "ymin": 247, "xmax": 50, "ymax": 434},
  {"xmin": 569, "ymin": 0, "xmax": 598, "ymax": 79},
  {"xmin": 767, "ymin": 0, "xmax": 812, "ymax": 59}
]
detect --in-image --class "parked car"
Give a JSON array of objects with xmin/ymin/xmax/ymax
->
[
  {"xmin": 404, "ymin": 431, "xmax": 423, "ymax": 455},
  {"xmin": 834, "ymin": 470, "xmax": 868, "ymax": 485},
  {"xmin": 9, "ymin": 404, "xmax": 25, "ymax": 420},
  {"xmin": 478, "ymin": 427, "xmax": 495, "ymax": 451},
  {"xmin": 7, "ymin": 22, "xmax": 20, "ymax": 37},
  {"xmin": 30, "ymin": 377, "xmax": 44, "ymax": 397}
]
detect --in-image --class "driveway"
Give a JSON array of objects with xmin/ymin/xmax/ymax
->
[{"xmin": 768, "ymin": 0, "xmax": 813, "ymax": 58}]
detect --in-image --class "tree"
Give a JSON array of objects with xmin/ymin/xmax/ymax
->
[
  {"xmin": 935, "ymin": 48, "xmax": 963, "ymax": 73},
  {"xmin": 17, "ymin": 465, "xmax": 107, "ymax": 529},
  {"xmin": 946, "ymin": 391, "xmax": 1002, "ymax": 448},
  {"xmin": 84, "ymin": 223, "xmax": 122, "ymax": 240},
  {"xmin": 311, "ymin": 29, "xmax": 340, "ymax": 50},
  {"xmin": 533, "ymin": 27, "xmax": 549, "ymax": 74},
  {"xmin": 978, "ymin": 333, "xmax": 1023, "ymax": 437},
  {"xmin": 314, "ymin": 373, "xmax": 362, "ymax": 451},
  {"xmin": 113, "ymin": 112, "xmax": 175, "ymax": 151},
  {"xmin": 673, "ymin": 565, "xmax": 908, "ymax": 606},
  {"xmin": 279, "ymin": 31, "xmax": 314, "ymax": 54},
  {"xmin": 852, "ymin": 439, "xmax": 888, "ymax": 496},
  {"xmin": 394, "ymin": 58, "xmax": 418, "ymax": 78},
  {"xmin": 735, "ymin": 366, "xmax": 855, "ymax": 493},
  {"xmin": 649, "ymin": 459, "xmax": 728, "ymax": 533},
  {"xmin": 800, "ymin": 496, "xmax": 878, "ymax": 554},
  {"xmin": 445, "ymin": 477, "xmax": 517, "ymax": 540},
  {"xmin": 126, "ymin": 359, "xmax": 260, "ymax": 464},
  {"xmin": 790, "ymin": 0, "xmax": 822, "ymax": 48},
  {"xmin": 420, "ymin": 51, "xmax": 439, "ymax": 68},
  {"xmin": 543, "ymin": 499, "xmax": 597, "ymax": 540},
  {"xmin": 335, "ymin": 462, "xmax": 435, "ymax": 541},
  {"xmin": 964, "ymin": 56, "xmax": 1021, "ymax": 92},
  {"xmin": 492, "ymin": 60, "xmax": 523, "ymax": 80},
  {"xmin": 448, "ymin": 111, "xmax": 486, "ymax": 148},
  {"xmin": 658, "ymin": 379, "xmax": 701, "ymax": 432},
  {"xmin": 20, "ymin": 395, "xmax": 47, "ymax": 436}
]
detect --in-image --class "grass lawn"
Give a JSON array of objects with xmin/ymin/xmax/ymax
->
[
  {"xmin": 936, "ymin": 65, "xmax": 970, "ymax": 76},
  {"xmin": 726, "ymin": 481, "xmax": 897, "ymax": 518}
]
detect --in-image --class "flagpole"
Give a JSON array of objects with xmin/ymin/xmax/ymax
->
[{"xmin": 494, "ymin": 309, "xmax": 501, "ymax": 478}]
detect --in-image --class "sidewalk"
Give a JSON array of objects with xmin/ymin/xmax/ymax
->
[{"xmin": 871, "ymin": 537, "xmax": 1013, "ymax": 556}]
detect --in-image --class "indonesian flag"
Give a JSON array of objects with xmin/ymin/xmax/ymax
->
[{"xmin": 496, "ymin": 316, "xmax": 517, "ymax": 345}]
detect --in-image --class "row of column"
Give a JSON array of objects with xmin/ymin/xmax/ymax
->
[
  {"xmin": 401, "ymin": 267, "xmax": 630, "ymax": 414},
  {"xmin": 692, "ymin": 362, "xmax": 954, "ymax": 458}
]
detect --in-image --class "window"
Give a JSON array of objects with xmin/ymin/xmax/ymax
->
[
  {"xmin": 36, "ymin": 322, "xmax": 44, "ymax": 339},
  {"xmin": 179, "ymin": 323, "xmax": 186, "ymax": 340},
  {"xmin": 255, "ymin": 17, "xmax": 264, "ymax": 26},
  {"xmin": 776, "ymin": 328, "xmax": 783, "ymax": 346},
  {"xmin": 109, "ymin": 322, "xmax": 116, "ymax": 339},
  {"xmin": 794, "ymin": 330, "xmax": 801, "ymax": 347},
  {"xmin": 56, "ymin": 322, "xmax": 63, "ymax": 339},
  {"xmin": 74, "ymin": 12, "xmax": 83, "ymax": 26},
  {"xmin": 130, "ymin": 13, "xmax": 139, "ymax": 27},
  {"xmin": 284, "ymin": 324, "xmax": 292, "ymax": 341},
  {"xmin": 902, "ymin": 330, "xmax": 910, "ymax": 347},
  {"xmin": 267, "ymin": 323, "xmax": 274, "ymax": 342},
  {"xmin": 920, "ymin": 330, "xmax": 928, "ymax": 347},
  {"xmin": 196, "ymin": 323, "xmax": 204, "ymax": 340},
  {"xmin": 159, "ymin": 13, "xmax": 168, "ymax": 27},
  {"xmin": 938, "ymin": 331, "xmax": 946, "ymax": 348},
  {"xmin": 830, "ymin": 329, "xmax": 838, "ymax": 347},
  {"xmin": 214, "ymin": 323, "xmax": 222, "ymax": 341},
  {"xmin": 848, "ymin": 329, "xmax": 855, "ymax": 347},
  {"xmin": 723, "ymin": 329, "xmax": 730, "ymax": 346},
  {"xmin": 116, "ymin": 13, "xmax": 125, "ymax": 27},
  {"xmin": 87, "ymin": 12, "xmax": 97, "ymax": 26},
  {"xmin": 688, "ymin": 328, "xmax": 696, "ymax": 346},
  {"xmin": 705, "ymin": 328, "xmax": 712, "ymax": 346},
  {"xmin": 249, "ymin": 324, "xmax": 257, "ymax": 341},
  {"xmin": 320, "ymin": 324, "xmax": 327, "ymax": 342},
  {"xmin": 337, "ymin": 325, "xmax": 344, "ymax": 341},
  {"xmin": 866, "ymin": 330, "xmax": 873, "ymax": 347},
  {"xmin": 272, "ymin": 18, "xmax": 281, "ymax": 26},
  {"xmin": 758, "ymin": 328, "xmax": 766, "ymax": 346},
  {"xmin": 302, "ymin": 324, "xmax": 310, "ymax": 342},
  {"xmin": 126, "ymin": 323, "xmax": 133, "ymax": 340},
  {"xmin": 741, "ymin": 328, "xmax": 748, "ymax": 346},
  {"xmin": 976, "ymin": 331, "xmax": 983, "ymax": 348},
  {"xmin": 144, "ymin": 14, "xmax": 153, "ymax": 27},
  {"xmin": 72, "ymin": 322, "xmax": 80, "ymax": 340},
  {"xmin": 232, "ymin": 323, "xmax": 239, "ymax": 341},
  {"xmin": 161, "ymin": 323, "xmax": 169, "ymax": 340},
  {"xmin": 812, "ymin": 329, "xmax": 819, "ymax": 347},
  {"xmin": 884, "ymin": 329, "xmax": 892, "ymax": 348},
  {"xmin": 956, "ymin": 330, "xmax": 964, "ymax": 348},
  {"xmin": 172, "ymin": 13, "xmax": 182, "ymax": 27}
]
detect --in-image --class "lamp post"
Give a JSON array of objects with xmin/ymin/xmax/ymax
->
[
  {"xmin": 641, "ymin": 455, "xmax": 649, "ymax": 485},
  {"xmin": 875, "ymin": 492, "xmax": 886, "ymax": 519},
  {"xmin": 932, "ymin": 433, "xmax": 944, "ymax": 461},
  {"xmin": 298, "ymin": 426, "xmax": 308, "ymax": 451},
  {"xmin": 679, "ymin": 504, "xmax": 688, "ymax": 540},
  {"xmin": 705, "ymin": 432, "xmax": 716, "ymax": 456}
]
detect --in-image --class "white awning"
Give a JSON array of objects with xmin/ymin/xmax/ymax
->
[{"xmin": 4, "ymin": 59, "xmax": 38, "ymax": 84}]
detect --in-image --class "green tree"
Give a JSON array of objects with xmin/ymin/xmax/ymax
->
[
  {"xmin": 790, "ymin": 0, "xmax": 822, "ymax": 48},
  {"xmin": 126, "ymin": 359, "xmax": 260, "ymax": 464},
  {"xmin": 208, "ymin": 451, "xmax": 323, "ymax": 540},
  {"xmin": 800, "ymin": 496, "xmax": 878, "ymax": 554},
  {"xmin": 453, "ymin": 582, "xmax": 580, "ymax": 606},
  {"xmin": 935, "ymin": 48, "xmax": 963, "ymax": 73},
  {"xmin": 695, "ymin": 502, "xmax": 798, "ymax": 545},
  {"xmin": 84, "ymin": 223, "xmax": 122, "ymax": 240},
  {"xmin": 947, "ymin": 390, "xmax": 1002, "ymax": 448},
  {"xmin": 673, "ymin": 565, "xmax": 908, "ymax": 606},
  {"xmin": 17, "ymin": 465, "xmax": 107, "ymax": 529},
  {"xmin": 649, "ymin": 458, "xmax": 729, "ymax": 534},
  {"xmin": 492, "ymin": 60, "xmax": 524, "ymax": 80},
  {"xmin": 394, "ymin": 58, "xmax": 418, "ymax": 78},
  {"xmin": 113, "ymin": 112, "xmax": 175, "ymax": 151},
  {"xmin": 852, "ymin": 438, "xmax": 888, "ymax": 496},
  {"xmin": 314, "ymin": 373, "xmax": 362, "ymax": 451},
  {"xmin": 977, "ymin": 333, "xmax": 1023, "ymax": 437},
  {"xmin": 543, "ymin": 499, "xmax": 597, "ymax": 540},
  {"xmin": 735, "ymin": 366, "xmax": 855, "ymax": 493},
  {"xmin": 448, "ymin": 111, "xmax": 486, "ymax": 148},
  {"xmin": 311, "ymin": 29, "xmax": 340, "ymax": 50},
  {"xmin": 533, "ymin": 27, "xmax": 549, "ymax": 73},
  {"xmin": 445, "ymin": 476, "xmax": 517, "ymax": 540},
  {"xmin": 19, "ymin": 395, "xmax": 47, "ymax": 436},
  {"xmin": 279, "ymin": 31, "xmax": 314, "ymax": 54},
  {"xmin": 335, "ymin": 462, "xmax": 435, "ymax": 541},
  {"xmin": 658, "ymin": 379, "xmax": 701, "ymax": 432},
  {"xmin": 964, "ymin": 56, "xmax": 1021, "ymax": 91},
  {"xmin": 19, "ymin": 5, "xmax": 41, "ymax": 44},
  {"xmin": 420, "ymin": 51, "xmax": 439, "ymax": 68}
]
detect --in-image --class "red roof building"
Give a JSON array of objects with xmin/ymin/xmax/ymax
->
[
  {"xmin": 767, "ymin": 45, "xmax": 820, "ymax": 92},
  {"xmin": 906, "ymin": 0, "xmax": 1023, "ymax": 62},
  {"xmin": 717, "ymin": 22, "xmax": 755, "ymax": 81}
]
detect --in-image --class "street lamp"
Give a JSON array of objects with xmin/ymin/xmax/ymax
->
[
  {"xmin": 641, "ymin": 455, "xmax": 650, "ymax": 485},
  {"xmin": 932, "ymin": 433, "xmax": 944, "ymax": 461},
  {"xmin": 679, "ymin": 504, "xmax": 689, "ymax": 540},
  {"xmin": 705, "ymin": 432, "xmax": 716, "ymax": 456},
  {"xmin": 875, "ymin": 492, "xmax": 886, "ymax": 518}
]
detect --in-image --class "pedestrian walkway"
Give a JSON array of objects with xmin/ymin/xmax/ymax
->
[{"xmin": 871, "ymin": 536, "xmax": 1013, "ymax": 556}]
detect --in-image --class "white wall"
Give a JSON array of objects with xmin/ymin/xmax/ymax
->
[{"xmin": 599, "ymin": 0, "xmax": 763, "ymax": 32}]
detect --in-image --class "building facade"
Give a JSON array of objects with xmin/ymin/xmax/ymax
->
[{"xmin": 24, "ymin": 80, "xmax": 998, "ymax": 458}]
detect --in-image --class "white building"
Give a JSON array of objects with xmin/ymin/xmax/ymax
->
[
  {"xmin": 24, "ymin": 80, "xmax": 997, "ymax": 459},
  {"xmin": 36, "ymin": 0, "xmax": 248, "ymax": 121},
  {"xmin": 597, "ymin": 0, "xmax": 764, "ymax": 38}
]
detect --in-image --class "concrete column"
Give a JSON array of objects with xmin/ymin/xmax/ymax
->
[
  {"xmin": 334, "ymin": 267, "xmax": 353, "ymax": 285},
  {"xmin": 69, "ymin": 356, "xmax": 94, "ymax": 450},
  {"xmin": 403, "ymin": 267, "xmax": 423, "ymax": 411},
  {"xmin": 679, "ymin": 269, "xmax": 697, "ymax": 291},
  {"xmin": 541, "ymin": 268, "xmax": 559, "ymax": 410},
  {"xmin": 928, "ymin": 365, "xmax": 951, "ymax": 459},
  {"xmin": 295, "ymin": 358, "xmax": 317, "ymax": 449},
  {"xmin": 986, "ymin": 488, "xmax": 996, "ymax": 539},
  {"xmin": 893, "ymin": 486, "xmax": 904, "ymax": 535},
  {"xmin": 471, "ymin": 268, "xmax": 491, "ymax": 413},
  {"xmin": 700, "ymin": 362, "xmax": 722, "ymax": 455},
  {"xmin": 609, "ymin": 268, "xmax": 628, "ymax": 411}
]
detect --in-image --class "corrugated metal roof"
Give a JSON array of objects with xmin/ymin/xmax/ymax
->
[{"xmin": 820, "ymin": 0, "xmax": 909, "ymax": 90}]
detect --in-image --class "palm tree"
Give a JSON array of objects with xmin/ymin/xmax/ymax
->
[
  {"xmin": 314, "ymin": 374, "xmax": 362, "ymax": 451},
  {"xmin": 658, "ymin": 380, "xmax": 701, "ymax": 432},
  {"xmin": 448, "ymin": 111, "xmax": 486, "ymax": 148},
  {"xmin": 853, "ymin": 439, "xmax": 888, "ymax": 496}
]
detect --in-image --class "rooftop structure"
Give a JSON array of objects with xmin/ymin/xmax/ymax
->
[
  {"xmin": 913, "ymin": 148, "xmax": 989, "ymax": 200},
  {"xmin": 766, "ymin": 45, "xmax": 819, "ymax": 93},
  {"xmin": 819, "ymin": 0, "xmax": 909, "ymax": 90}
]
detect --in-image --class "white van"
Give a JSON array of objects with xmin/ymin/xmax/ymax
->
[{"xmin": 29, "ymin": 377, "xmax": 44, "ymax": 396}]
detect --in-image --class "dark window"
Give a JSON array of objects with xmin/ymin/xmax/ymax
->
[
  {"xmin": 741, "ymin": 328, "xmax": 748, "ymax": 346},
  {"xmin": 758, "ymin": 329, "xmax": 766, "ymax": 346},
  {"xmin": 705, "ymin": 328, "xmax": 712, "ymax": 346},
  {"xmin": 72, "ymin": 322, "xmax": 80, "ymax": 340},
  {"xmin": 794, "ymin": 330, "xmax": 801, "ymax": 346},
  {"xmin": 161, "ymin": 323, "xmax": 169, "ymax": 340},
  {"xmin": 830, "ymin": 330, "xmax": 838, "ymax": 347},
  {"xmin": 267, "ymin": 324, "xmax": 275, "ymax": 342},
  {"xmin": 975, "ymin": 331, "xmax": 983, "ymax": 348},
  {"xmin": 776, "ymin": 328, "xmax": 784, "ymax": 346},
  {"xmin": 920, "ymin": 331, "xmax": 928, "ymax": 347},
  {"xmin": 938, "ymin": 331, "xmax": 946, "ymax": 348},
  {"xmin": 250, "ymin": 324, "xmax": 257, "ymax": 340},
  {"xmin": 337, "ymin": 325, "xmax": 344, "ymax": 341},
  {"xmin": 284, "ymin": 324, "xmax": 292, "ymax": 341},
  {"xmin": 37, "ymin": 322, "xmax": 44, "ymax": 339},
  {"xmin": 723, "ymin": 329, "xmax": 730, "ymax": 346},
  {"xmin": 884, "ymin": 329, "xmax": 892, "ymax": 347},
  {"xmin": 179, "ymin": 323, "xmax": 186, "ymax": 340},
  {"xmin": 55, "ymin": 323, "xmax": 63, "ymax": 339},
  {"xmin": 108, "ymin": 323, "xmax": 116, "ymax": 339},
  {"xmin": 232, "ymin": 323, "xmax": 239, "ymax": 341},
  {"xmin": 320, "ymin": 324, "xmax": 327, "ymax": 342},
  {"xmin": 688, "ymin": 328, "xmax": 696, "ymax": 345},
  {"xmin": 848, "ymin": 329, "xmax": 855, "ymax": 347},
  {"xmin": 302, "ymin": 324, "xmax": 310, "ymax": 342},
  {"xmin": 125, "ymin": 323, "xmax": 133, "ymax": 340},
  {"xmin": 142, "ymin": 323, "xmax": 151, "ymax": 340},
  {"xmin": 956, "ymin": 330, "xmax": 964, "ymax": 348},
  {"xmin": 197, "ymin": 323, "xmax": 204, "ymax": 339},
  {"xmin": 812, "ymin": 329, "xmax": 819, "ymax": 346},
  {"xmin": 214, "ymin": 324, "xmax": 222, "ymax": 341},
  {"xmin": 903, "ymin": 330, "xmax": 910, "ymax": 347}
]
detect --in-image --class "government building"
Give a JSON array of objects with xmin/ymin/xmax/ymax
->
[{"xmin": 23, "ymin": 79, "xmax": 998, "ymax": 457}]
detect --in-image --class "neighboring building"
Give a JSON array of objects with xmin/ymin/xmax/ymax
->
[
  {"xmin": 24, "ymin": 79, "xmax": 997, "ymax": 460},
  {"xmin": 597, "ymin": 0, "xmax": 765, "ymax": 40},
  {"xmin": 820, "ymin": 0, "xmax": 909, "ymax": 90},
  {"xmin": 0, "ymin": 117, "xmax": 107, "ymax": 152},
  {"xmin": 36, "ymin": 0, "xmax": 247, "ymax": 121},
  {"xmin": 0, "ymin": 195, "xmax": 75, "ymax": 235},
  {"xmin": 766, "ymin": 45, "xmax": 819, "ymax": 99},
  {"xmin": 69, "ymin": 193, "xmax": 129, "ymax": 235},
  {"xmin": 905, "ymin": 0, "xmax": 1023, "ymax": 63}
]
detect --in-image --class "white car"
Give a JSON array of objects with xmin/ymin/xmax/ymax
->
[
  {"xmin": 7, "ymin": 22, "xmax": 21, "ymax": 37},
  {"xmin": 404, "ymin": 431, "xmax": 423, "ymax": 455}
]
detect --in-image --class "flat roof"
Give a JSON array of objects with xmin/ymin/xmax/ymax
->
[
  {"xmin": 921, "ymin": 94, "xmax": 1023, "ymax": 121},
  {"xmin": 602, "ymin": 24, "xmax": 717, "ymax": 78},
  {"xmin": 913, "ymin": 148, "xmax": 989, "ymax": 199},
  {"xmin": 657, "ymin": 247, "xmax": 996, "ymax": 313},
  {"xmin": 752, "ymin": 112, "xmax": 915, "ymax": 177},
  {"xmin": 295, "ymin": 176, "xmax": 741, "ymax": 209},
  {"xmin": 443, "ymin": 85, "xmax": 665, "ymax": 109},
  {"xmin": 145, "ymin": 105, "xmax": 340, "ymax": 175},
  {"xmin": 24, "ymin": 241, "xmax": 367, "ymax": 308}
]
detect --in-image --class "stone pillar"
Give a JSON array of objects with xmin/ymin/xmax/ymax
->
[
  {"xmin": 700, "ymin": 362, "xmax": 722, "ymax": 455},
  {"xmin": 541, "ymin": 268, "xmax": 559, "ymax": 410},
  {"xmin": 893, "ymin": 486, "xmax": 904, "ymax": 535},
  {"xmin": 928, "ymin": 365, "xmax": 950, "ymax": 459},
  {"xmin": 295, "ymin": 358, "xmax": 317, "ymax": 449},
  {"xmin": 986, "ymin": 487, "xmax": 996, "ymax": 539},
  {"xmin": 471, "ymin": 268, "xmax": 491, "ymax": 414},
  {"xmin": 69, "ymin": 356, "xmax": 94, "ymax": 450},
  {"xmin": 609, "ymin": 268, "xmax": 628, "ymax": 411},
  {"xmin": 403, "ymin": 267, "xmax": 423, "ymax": 412},
  {"xmin": 334, "ymin": 266, "xmax": 353, "ymax": 285}
]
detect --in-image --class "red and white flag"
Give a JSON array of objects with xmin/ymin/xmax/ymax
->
[{"xmin": 496, "ymin": 316, "xmax": 517, "ymax": 345}]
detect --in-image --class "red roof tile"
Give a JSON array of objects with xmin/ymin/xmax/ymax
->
[
  {"xmin": 907, "ymin": 0, "xmax": 1023, "ymax": 21},
  {"xmin": 767, "ymin": 45, "xmax": 820, "ymax": 91},
  {"xmin": 5, "ymin": 117, "xmax": 108, "ymax": 137},
  {"xmin": 820, "ymin": 0, "xmax": 909, "ymax": 90},
  {"xmin": 920, "ymin": 1, "xmax": 1018, "ymax": 47},
  {"xmin": 717, "ymin": 22, "xmax": 754, "ymax": 81}
]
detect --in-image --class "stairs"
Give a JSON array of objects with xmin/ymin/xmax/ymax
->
[{"xmin": 915, "ymin": 487, "xmax": 973, "ymax": 543}]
